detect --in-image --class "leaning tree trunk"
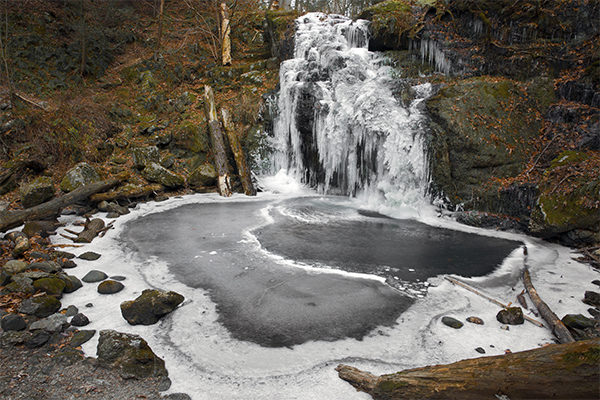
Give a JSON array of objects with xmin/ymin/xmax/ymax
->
[
  {"xmin": 204, "ymin": 85, "xmax": 232, "ymax": 197},
  {"xmin": 0, "ymin": 173, "xmax": 127, "ymax": 232},
  {"xmin": 220, "ymin": 108, "xmax": 256, "ymax": 196},
  {"xmin": 219, "ymin": 0, "xmax": 232, "ymax": 66},
  {"xmin": 337, "ymin": 339, "xmax": 599, "ymax": 400}
]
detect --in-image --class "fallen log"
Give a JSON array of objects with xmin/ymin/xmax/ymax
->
[
  {"xmin": 60, "ymin": 217, "xmax": 110, "ymax": 243},
  {"xmin": 523, "ymin": 267, "xmax": 575, "ymax": 344},
  {"xmin": 204, "ymin": 85, "xmax": 232, "ymax": 197},
  {"xmin": 220, "ymin": 108, "xmax": 256, "ymax": 196},
  {"xmin": 336, "ymin": 339, "xmax": 599, "ymax": 400},
  {"xmin": 89, "ymin": 183, "xmax": 164, "ymax": 203},
  {"xmin": 0, "ymin": 173, "xmax": 127, "ymax": 233}
]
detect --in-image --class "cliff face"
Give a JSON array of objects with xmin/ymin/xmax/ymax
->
[{"xmin": 360, "ymin": 0, "xmax": 599, "ymax": 246}]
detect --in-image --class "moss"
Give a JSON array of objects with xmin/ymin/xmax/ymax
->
[
  {"xmin": 561, "ymin": 345, "xmax": 600, "ymax": 371},
  {"xmin": 378, "ymin": 378, "xmax": 409, "ymax": 392},
  {"xmin": 549, "ymin": 151, "xmax": 589, "ymax": 170}
]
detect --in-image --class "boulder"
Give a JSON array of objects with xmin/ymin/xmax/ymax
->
[
  {"xmin": 29, "ymin": 313, "xmax": 69, "ymax": 332},
  {"xmin": 3, "ymin": 260, "xmax": 28, "ymax": 275},
  {"xmin": 20, "ymin": 176, "xmax": 55, "ymax": 208},
  {"xmin": 32, "ymin": 277, "xmax": 66, "ymax": 297},
  {"xmin": 562, "ymin": 314, "xmax": 596, "ymax": 330},
  {"xmin": 78, "ymin": 251, "xmax": 102, "ymax": 261},
  {"xmin": 70, "ymin": 329, "xmax": 96, "ymax": 347},
  {"xmin": 59, "ymin": 273, "xmax": 83, "ymax": 293},
  {"xmin": 583, "ymin": 291, "xmax": 600, "ymax": 308},
  {"xmin": 98, "ymin": 280, "xmax": 125, "ymax": 294},
  {"xmin": 26, "ymin": 261, "xmax": 62, "ymax": 273},
  {"xmin": 1, "ymin": 313, "xmax": 27, "ymax": 331},
  {"xmin": 141, "ymin": 162, "xmax": 184, "ymax": 188},
  {"xmin": 60, "ymin": 162, "xmax": 102, "ymax": 193},
  {"xmin": 441, "ymin": 316, "xmax": 463, "ymax": 329},
  {"xmin": 96, "ymin": 329, "xmax": 168, "ymax": 379},
  {"xmin": 70, "ymin": 313, "xmax": 90, "ymax": 327},
  {"xmin": 4, "ymin": 277, "xmax": 35, "ymax": 295},
  {"xmin": 120, "ymin": 289, "xmax": 184, "ymax": 325},
  {"xmin": 188, "ymin": 164, "xmax": 218, "ymax": 187},
  {"xmin": 18, "ymin": 294, "xmax": 61, "ymax": 318},
  {"xmin": 496, "ymin": 307, "xmax": 524, "ymax": 325},
  {"xmin": 132, "ymin": 146, "xmax": 160, "ymax": 169},
  {"xmin": 82, "ymin": 270, "xmax": 108, "ymax": 283}
]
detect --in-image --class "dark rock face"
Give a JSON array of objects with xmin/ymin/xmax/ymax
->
[
  {"xmin": 583, "ymin": 291, "xmax": 600, "ymax": 308},
  {"xmin": 120, "ymin": 289, "xmax": 184, "ymax": 326},
  {"xmin": 96, "ymin": 329, "xmax": 168, "ymax": 379},
  {"xmin": 496, "ymin": 307, "xmax": 524, "ymax": 325}
]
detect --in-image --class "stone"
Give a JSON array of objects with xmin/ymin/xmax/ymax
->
[
  {"xmin": 26, "ymin": 330, "xmax": 51, "ymax": 348},
  {"xmin": 0, "ymin": 331, "xmax": 31, "ymax": 347},
  {"xmin": 14, "ymin": 270, "xmax": 52, "ymax": 280},
  {"xmin": 466, "ymin": 316, "xmax": 484, "ymax": 325},
  {"xmin": 96, "ymin": 329, "xmax": 168, "ymax": 379},
  {"xmin": 0, "ymin": 270, "xmax": 9, "ymax": 286},
  {"xmin": 106, "ymin": 202, "xmax": 130, "ymax": 215},
  {"xmin": 132, "ymin": 146, "xmax": 160, "ymax": 169},
  {"xmin": 1, "ymin": 313, "xmax": 27, "ymax": 331},
  {"xmin": 110, "ymin": 276, "xmax": 126, "ymax": 281},
  {"xmin": 70, "ymin": 329, "xmax": 96, "ymax": 347},
  {"xmin": 60, "ymin": 162, "xmax": 102, "ymax": 193},
  {"xmin": 58, "ymin": 259, "xmax": 77, "ymax": 269},
  {"xmin": 187, "ymin": 164, "xmax": 218, "ymax": 187},
  {"xmin": 20, "ymin": 176, "xmax": 55, "ymax": 208},
  {"xmin": 583, "ymin": 291, "xmax": 600, "ymax": 308},
  {"xmin": 120, "ymin": 289, "xmax": 184, "ymax": 325},
  {"xmin": 3, "ymin": 260, "xmax": 28, "ymax": 275},
  {"xmin": 160, "ymin": 154, "xmax": 175, "ymax": 169},
  {"xmin": 497, "ymin": 307, "xmax": 524, "ymax": 325},
  {"xmin": 29, "ymin": 251, "xmax": 51, "ymax": 260},
  {"xmin": 82, "ymin": 270, "xmax": 108, "ymax": 283},
  {"xmin": 59, "ymin": 273, "xmax": 83, "ymax": 293},
  {"xmin": 78, "ymin": 251, "xmax": 102, "ymax": 261},
  {"xmin": 592, "ymin": 280, "xmax": 600, "ymax": 287},
  {"xmin": 18, "ymin": 295, "xmax": 61, "ymax": 318},
  {"xmin": 97, "ymin": 200, "xmax": 110, "ymax": 212},
  {"xmin": 141, "ymin": 162, "xmax": 184, "ymax": 188},
  {"xmin": 63, "ymin": 305, "xmax": 79, "ymax": 317},
  {"xmin": 561, "ymin": 314, "xmax": 596, "ymax": 330},
  {"xmin": 11, "ymin": 234, "xmax": 30, "ymax": 258},
  {"xmin": 32, "ymin": 276, "xmax": 66, "ymax": 297},
  {"xmin": 5, "ymin": 277, "xmax": 35, "ymax": 295},
  {"xmin": 475, "ymin": 347, "xmax": 486, "ymax": 354},
  {"xmin": 29, "ymin": 313, "xmax": 69, "ymax": 332},
  {"xmin": 53, "ymin": 250, "xmax": 76, "ymax": 259},
  {"xmin": 441, "ymin": 316, "xmax": 464, "ymax": 329},
  {"xmin": 588, "ymin": 308, "xmax": 600, "ymax": 320},
  {"xmin": 22, "ymin": 221, "xmax": 56, "ymax": 238},
  {"xmin": 70, "ymin": 313, "xmax": 90, "ymax": 327},
  {"xmin": 26, "ymin": 261, "xmax": 61, "ymax": 273},
  {"xmin": 98, "ymin": 280, "xmax": 125, "ymax": 294}
]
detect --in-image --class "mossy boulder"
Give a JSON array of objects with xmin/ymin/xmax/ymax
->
[
  {"xmin": 187, "ymin": 164, "xmax": 218, "ymax": 187},
  {"xmin": 20, "ymin": 176, "xmax": 55, "ymax": 208},
  {"xmin": 132, "ymin": 146, "xmax": 160, "ymax": 169},
  {"xmin": 60, "ymin": 163, "xmax": 102, "ymax": 193},
  {"xmin": 171, "ymin": 121, "xmax": 210, "ymax": 155},
  {"xmin": 496, "ymin": 307, "xmax": 524, "ymax": 325},
  {"xmin": 32, "ymin": 277, "xmax": 66, "ymax": 297},
  {"xmin": 97, "ymin": 329, "xmax": 168, "ymax": 379},
  {"xmin": 2, "ymin": 260, "xmax": 28, "ymax": 275},
  {"xmin": 18, "ymin": 294, "xmax": 61, "ymax": 318},
  {"xmin": 141, "ymin": 162, "xmax": 184, "ymax": 188},
  {"xmin": 120, "ymin": 289, "xmax": 184, "ymax": 325}
]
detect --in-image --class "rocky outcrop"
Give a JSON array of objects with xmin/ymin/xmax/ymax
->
[
  {"xmin": 60, "ymin": 163, "xmax": 102, "ymax": 193},
  {"xmin": 20, "ymin": 176, "xmax": 55, "ymax": 208},
  {"xmin": 120, "ymin": 289, "xmax": 184, "ymax": 325}
]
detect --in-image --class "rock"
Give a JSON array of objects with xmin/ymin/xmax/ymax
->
[
  {"xmin": 583, "ymin": 291, "xmax": 600, "ymax": 308},
  {"xmin": 14, "ymin": 270, "xmax": 52, "ymax": 280},
  {"xmin": 63, "ymin": 305, "xmax": 79, "ymax": 317},
  {"xmin": 141, "ymin": 162, "xmax": 184, "ymax": 188},
  {"xmin": 97, "ymin": 200, "xmax": 110, "ymax": 211},
  {"xmin": 22, "ymin": 221, "xmax": 58, "ymax": 238},
  {"xmin": 110, "ymin": 275, "xmax": 126, "ymax": 281},
  {"xmin": 466, "ymin": 316, "xmax": 484, "ymax": 325},
  {"xmin": 0, "ymin": 331, "xmax": 31, "ymax": 347},
  {"xmin": 4, "ymin": 277, "xmax": 35, "ymax": 295},
  {"xmin": 588, "ymin": 308, "xmax": 600, "ymax": 320},
  {"xmin": 1, "ymin": 313, "xmax": 27, "ymax": 331},
  {"xmin": 29, "ymin": 251, "xmax": 52, "ymax": 260},
  {"xmin": 132, "ymin": 146, "xmax": 160, "ymax": 169},
  {"xmin": 500, "ymin": 325, "xmax": 510, "ymax": 331},
  {"xmin": 163, "ymin": 394, "xmax": 192, "ymax": 400},
  {"xmin": 32, "ymin": 277, "xmax": 66, "ymax": 297},
  {"xmin": 106, "ymin": 202, "xmax": 130, "ymax": 215},
  {"xmin": 60, "ymin": 162, "xmax": 102, "ymax": 193},
  {"xmin": 441, "ymin": 316, "xmax": 463, "ymax": 329},
  {"xmin": 160, "ymin": 154, "xmax": 175, "ymax": 169},
  {"xmin": 58, "ymin": 273, "xmax": 83, "ymax": 293},
  {"xmin": 561, "ymin": 314, "xmax": 596, "ymax": 330},
  {"xmin": 29, "ymin": 313, "xmax": 69, "ymax": 332},
  {"xmin": 592, "ymin": 280, "xmax": 600, "ymax": 287},
  {"xmin": 496, "ymin": 307, "xmax": 524, "ymax": 325},
  {"xmin": 70, "ymin": 329, "xmax": 96, "ymax": 347},
  {"xmin": 57, "ymin": 259, "xmax": 77, "ymax": 269},
  {"xmin": 20, "ymin": 176, "xmax": 55, "ymax": 208},
  {"xmin": 82, "ymin": 270, "xmax": 108, "ymax": 283},
  {"xmin": 11, "ymin": 234, "xmax": 30, "ymax": 258},
  {"xmin": 26, "ymin": 330, "xmax": 51, "ymax": 348},
  {"xmin": 18, "ymin": 295, "xmax": 61, "ymax": 318},
  {"xmin": 53, "ymin": 250, "xmax": 76, "ymax": 259},
  {"xmin": 3, "ymin": 260, "xmax": 28, "ymax": 275},
  {"xmin": 0, "ymin": 270, "xmax": 9, "ymax": 286},
  {"xmin": 98, "ymin": 280, "xmax": 125, "ymax": 294},
  {"xmin": 70, "ymin": 313, "xmax": 90, "ymax": 327},
  {"xmin": 78, "ymin": 251, "xmax": 102, "ymax": 261},
  {"xmin": 475, "ymin": 347, "xmax": 486, "ymax": 354},
  {"xmin": 96, "ymin": 329, "xmax": 168, "ymax": 379},
  {"xmin": 120, "ymin": 289, "xmax": 184, "ymax": 325},
  {"xmin": 187, "ymin": 164, "xmax": 218, "ymax": 187},
  {"xmin": 26, "ymin": 261, "xmax": 62, "ymax": 273}
]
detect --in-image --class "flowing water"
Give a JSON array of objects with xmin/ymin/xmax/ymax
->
[{"xmin": 58, "ymin": 12, "xmax": 598, "ymax": 400}]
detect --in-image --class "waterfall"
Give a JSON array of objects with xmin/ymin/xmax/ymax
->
[{"xmin": 270, "ymin": 13, "xmax": 432, "ymax": 210}]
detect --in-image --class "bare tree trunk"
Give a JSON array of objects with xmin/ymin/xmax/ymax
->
[
  {"xmin": 204, "ymin": 85, "xmax": 232, "ymax": 197},
  {"xmin": 0, "ymin": 0, "xmax": 13, "ymax": 103},
  {"xmin": 220, "ymin": 0, "xmax": 232, "ymax": 66},
  {"xmin": 220, "ymin": 108, "xmax": 256, "ymax": 196},
  {"xmin": 337, "ymin": 339, "xmax": 599, "ymax": 400},
  {"xmin": 155, "ymin": 0, "xmax": 165, "ymax": 59},
  {"xmin": 80, "ymin": 0, "xmax": 86, "ymax": 76},
  {"xmin": 523, "ymin": 268, "xmax": 575, "ymax": 344}
]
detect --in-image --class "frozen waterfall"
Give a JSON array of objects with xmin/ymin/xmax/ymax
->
[{"xmin": 271, "ymin": 13, "xmax": 431, "ymax": 210}]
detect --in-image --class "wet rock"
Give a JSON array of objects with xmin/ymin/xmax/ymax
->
[
  {"xmin": 63, "ymin": 305, "xmax": 79, "ymax": 317},
  {"xmin": 497, "ymin": 307, "xmax": 524, "ymax": 325},
  {"xmin": 106, "ymin": 202, "xmax": 130, "ymax": 216},
  {"xmin": 70, "ymin": 313, "xmax": 90, "ymax": 327},
  {"xmin": 110, "ymin": 276, "xmax": 126, "ymax": 281},
  {"xmin": 60, "ymin": 162, "xmax": 102, "ymax": 193},
  {"xmin": 187, "ymin": 164, "xmax": 218, "ymax": 187},
  {"xmin": 58, "ymin": 273, "xmax": 83, "ymax": 293},
  {"xmin": 27, "ymin": 261, "xmax": 61, "ymax": 273},
  {"xmin": 11, "ymin": 233, "xmax": 30, "ymax": 258},
  {"xmin": 466, "ymin": 316, "xmax": 484, "ymax": 325},
  {"xmin": 562, "ymin": 314, "xmax": 596, "ymax": 330},
  {"xmin": 583, "ymin": 291, "xmax": 600, "ymax": 308},
  {"xmin": 32, "ymin": 277, "xmax": 66, "ymax": 297},
  {"xmin": 78, "ymin": 251, "xmax": 102, "ymax": 261},
  {"xmin": 57, "ymin": 259, "xmax": 77, "ymax": 269},
  {"xmin": 53, "ymin": 250, "xmax": 75, "ymax": 259},
  {"xmin": 120, "ymin": 289, "xmax": 184, "ymax": 325},
  {"xmin": 82, "ymin": 270, "xmax": 108, "ymax": 283},
  {"xmin": 1, "ymin": 314, "xmax": 27, "ymax": 331},
  {"xmin": 29, "ymin": 313, "xmax": 69, "ymax": 332},
  {"xmin": 70, "ymin": 329, "xmax": 96, "ymax": 347},
  {"xmin": 29, "ymin": 251, "xmax": 52, "ymax": 260},
  {"xmin": 20, "ymin": 176, "xmax": 55, "ymax": 208},
  {"xmin": 441, "ymin": 316, "xmax": 463, "ymax": 329},
  {"xmin": 26, "ymin": 330, "xmax": 51, "ymax": 348},
  {"xmin": 592, "ymin": 280, "xmax": 600, "ymax": 287},
  {"xmin": 132, "ymin": 146, "xmax": 160, "ymax": 169},
  {"xmin": 475, "ymin": 347, "xmax": 486, "ymax": 354},
  {"xmin": 0, "ymin": 331, "xmax": 31, "ymax": 347},
  {"xmin": 98, "ymin": 280, "xmax": 125, "ymax": 294},
  {"xmin": 5, "ymin": 277, "xmax": 35, "ymax": 295},
  {"xmin": 97, "ymin": 329, "xmax": 168, "ymax": 379},
  {"xmin": 3, "ymin": 260, "xmax": 28, "ymax": 275},
  {"xmin": 18, "ymin": 295, "xmax": 61, "ymax": 318},
  {"xmin": 141, "ymin": 162, "xmax": 184, "ymax": 188},
  {"xmin": 588, "ymin": 308, "xmax": 600, "ymax": 320},
  {"xmin": 0, "ymin": 270, "xmax": 9, "ymax": 286}
]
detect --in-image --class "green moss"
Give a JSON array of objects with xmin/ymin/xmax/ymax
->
[
  {"xmin": 561, "ymin": 345, "xmax": 600, "ymax": 371},
  {"xmin": 378, "ymin": 378, "xmax": 409, "ymax": 392},
  {"xmin": 549, "ymin": 151, "xmax": 589, "ymax": 170}
]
